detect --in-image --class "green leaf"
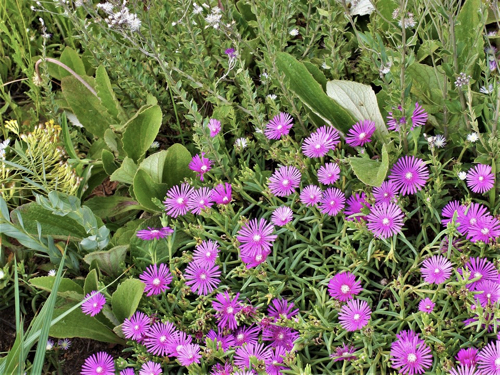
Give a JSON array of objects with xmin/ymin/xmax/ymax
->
[
  {"xmin": 349, "ymin": 143, "xmax": 389, "ymax": 187},
  {"xmin": 49, "ymin": 303, "xmax": 124, "ymax": 344},
  {"xmin": 303, "ymin": 61, "xmax": 327, "ymax": 91},
  {"xmin": 407, "ymin": 63, "xmax": 447, "ymax": 106},
  {"xmin": 456, "ymin": 0, "xmax": 484, "ymax": 72},
  {"xmin": 83, "ymin": 245, "xmax": 128, "ymax": 277},
  {"xmin": 84, "ymin": 195, "xmax": 141, "ymax": 219},
  {"xmin": 102, "ymin": 149, "xmax": 118, "ymax": 175},
  {"xmin": 326, "ymin": 80, "xmax": 388, "ymax": 142},
  {"xmin": 110, "ymin": 157, "xmax": 137, "ymax": 185},
  {"xmin": 58, "ymin": 47, "xmax": 86, "ymax": 79},
  {"xmin": 84, "ymin": 269, "xmax": 99, "ymax": 296},
  {"xmin": 30, "ymin": 276, "xmax": 83, "ymax": 300},
  {"xmin": 133, "ymin": 169, "xmax": 167, "ymax": 212},
  {"xmin": 60, "ymin": 113, "xmax": 80, "ymax": 160},
  {"xmin": 111, "ymin": 279, "xmax": 145, "ymax": 323},
  {"xmin": 95, "ymin": 65, "xmax": 127, "ymax": 123},
  {"xmin": 122, "ymin": 105, "xmax": 162, "ymax": 162},
  {"xmin": 61, "ymin": 76, "xmax": 112, "ymax": 138},
  {"xmin": 275, "ymin": 52, "xmax": 355, "ymax": 134}
]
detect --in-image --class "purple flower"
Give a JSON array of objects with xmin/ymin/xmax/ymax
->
[
  {"xmin": 345, "ymin": 120, "xmax": 376, "ymax": 147},
  {"xmin": 167, "ymin": 331, "xmax": 193, "ymax": 357},
  {"xmin": 120, "ymin": 368, "xmax": 135, "ymax": 375},
  {"xmin": 46, "ymin": 339, "xmax": 54, "ymax": 350},
  {"xmin": 82, "ymin": 291, "xmax": 106, "ymax": 317},
  {"xmin": 366, "ymin": 202, "xmax": 404, "ymax": 239},
  {"xmin": 456, "ymin": 348, "xmax": 478, "ymax": 366},
  {"xmin": 421, "ymin": 255, "xmax": 452, "ymax": 284},
  {"xmin": 58, "ymin": 338, "xmax": 71, "ymax": 350},
  {"xmin": 302, "ymin": 131, "xmax": 335, "ymax": 158},
  {"xmin": 268, "ymin": 298, "xmax": 299, "ymax": 320},
  {"xmin": 319, "ymin": 188, "xmax": 345, "ymax": 216},
  {"xmin": 139, "ymin": 264, "xmax": 173, "ymax": 296},
  {"xmin": 122, "ymin": 311, "xmax": 150, "ymax": 341},
  {"xmin": 390, "ymin": 331, "xmax": 432, "ymax": 375},
  {"xmin": 178, "ymin": 344, "xmax": 201, "ymax": 367},
  {"xmin": 265, "ymin": 113, "xmax": 294, "ymax": 140},
  {"xmin": 456, "ymin": 203, "xmax": 489, "ymax": 235},
  {"xmin": 330, "ymin": 344, "xmax": 357, "ymax": 362},
  {"xmin": 189, "ymin": 153, "xmax": 212, "ymax": 181},
  {"xmin": 449, "ymin": 366, "xmax": 479, "ymax": 375},
  {"xmin": 467, "ymin": 164, "xmax": 495, "ymax": 193},
  {"xmin": 372, "ymin": 181, "xmax": 398, "ymax": 204},
  {"xmin": 144, "ymin": 321, "xmax": 177, "ymax": 356},
  {"xmin": 467, "ymin": 216, "xmax": 500, "ymax": 243},
  {"xmin": 237, "ymin": 218, "xmax": 277, "ymax": 258},
  {"xmin": 328, "ymin": 272, "xmax": 362, "ymax": 301},
  {"xmin": 212, "ymin": 291, "xmax": 242, "ymax": 330},
  {"xmin": 411, "ymin": 102, "xmax": 428, "ymax": 129},
  {"xmin": 207, "ymin": 118, "xmax": 221, "ymax": 137},
  {"xmin": 268, "ymin": 166, "xmax": 301, "ymax": 197},
  {"xmin": 300, "ymin": 185, "xmax": 322, "ymax": 206},
  {"xmin": 441, "ymin": 200, "xmax": 466, "ymax": 227},
  {"xmin": 225, "ymin": 48, "xmax": 236, "ymax": 58},
  {"xmin": 387, "ymin": 105, "xmax": 406, "ymax": 131},
  {"xmin": 184, "ymin": 262, "xmax": 221, "ymax": 295},
  {"xmin": 317, "ymin": 125, "xmax": 340, "ymax": 147},
  {"xmin": 206, "ymin": 329, "xmax": 235, "ymax": 351},
  {"xmin": 136, "ymin": 227, "xmax": 173, "ymax": 241},
  {"xmin": 271, "ymin": 206, "xmax": 293, "ymax": 226},
  {"xmin": 462, "ymin": 257, "xmax": 498, "ymax": 291},
  {"xmin": 211, "ymin": 183, "xmax": 232, "ymax": 205},
  {"xmin": 139, "ymin": 361, "xmax": 162, "ymax": 375},
  {"xmin": 187, "ymin": 187, "xmax": 213, "ymax": 214},
  {"xmin": 338, "ymin": 299, "xmax": 371, "ymax": 331},
  {"xmin": 266, "ymin": 347, "xmax": 289, "ymax": 375},
  {"xmin": 81, "ymin": 352, "xmax": 115, "ymax": 375},
  {"xmin": 234, "ymin": 343, "xmax": 272, "ymax": 369},
  {"xmin": 164, "ymin": 183, "xmax": 194, "ymax": 218},
  {"xmin": 418, "ymin": 298, "xmax": 435, "ymax": 313},
  {"xmin": 478, "ymin": 341, "xmax": 500, "ymax": 375},
  {"xmin": 233, "ymin": 325, "xmax": 260, "ymax": 346},
  {"xmin": 345, "ymin": 192, "xmax": 371, "ymax": 221},
  {"xmin": 388, "ymin": 156, "xmax": 429, "ymax": 196},
  {"xmin": 476, "ymin": 280, "xmax": 500, "ymax": 307},
  {"xmin": 317, "ymin": 163, "xmax": 340, "ymax": 185},
  {"xmin": 192, "ymin": 239, "xmax": 219, "ymax": 267},
  {"xmin": 211, "ymin": 363, "xmax": 234, "ymax": 375},
  {"xmin": 262, "ymin": 325, "xmax": 299, "ymax": 350}
]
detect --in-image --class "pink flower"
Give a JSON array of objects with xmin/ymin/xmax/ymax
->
[
  {"xmin": 388, "ymin": 156, "xmax": 429, "ymax": 196},
  {"xmin": 211, "ymin": 183, "xmax": 232, "ymax": 205},
  {"xmin": 164, "ymin": 183, "xmax": 194, "ymax": 218},
  {"xmin": 189, "ymin": 153, "xmax": 212, "ymax": 181},
  {"xmin": 372, "ymin": 181, "xmax": 398, "ymax": 204},
  {"xmin": 139, "ymin": 361, "xmax": 162, "ymax": 375},
  {"xmin": 466, "ymin": 164, "xmax": 495, "ymax": 193},
  {"xmin": 122, "ymin": 311, "xmax": 150, "ymax": 341},
  {"xmin": 345, "ymin": 120, "xmax": 376, "ymax": 147},
  {"xmin": 262, "ymin": 325, "xmax": 299, "ymax": 350},
  {"xmin": 237, "ymin": 218, "xmax": 277, "ymax": 259},
  {"xmin": 139, "ymin": 264, "xmax": 173, "ymax": 296},
  {"xmin": 271, "ymin": 206, "xmax": 293, "ymax": 226},
  {"xmin": 268, "ymin": 166, "xmax": 301, "ymax": 197},
  {"xmin": 187, "ymin": 187, "xmax": 213, "ymax": 214},
  {"xmin": 390, "ymin": 330, "xmax": 432, "ymax": 374},
  {"xmin": 300, "ymin": 185, "xmax": 322, "ymax": 206},
  {"xmin": 82, "ymin": 291, "xmax": 106, "ymax": 317},
  {"xmin": 178, "ymin": 344, "xmax": 201, "ymax": 366},
  {"xmin": 319, "ymin": 188, "xmax": 345, "ymax": 216},
  {"xmin": 366, "ymin": 202, "xmax": 404, "ymax": 239},
  {"xmin": 234, "ymin": 343, "xmax": 272, "ymax": 369},
  {"xmin": 418, "ymin": 298, "xmax": 435, "ymax": 313},
  {"xmin": 207, "ymin": 118, "xmax": 221, "ymax": 137},
  {"xmin": 478, "ymin": 341, "xmax": 500, "ymax": 375},
  {"xmin": 338, "ymin": 299, "xmax": 371, "ymax": 331},
  {"xmin": 212, "ymin": 291, "xmax": 242, "ymax": 330},
  {"xmin": 192, "ymin": 239, "xmax": 219, "ymax": 267},
  {"xmin": 328, "ymin": 272, "xmax": 362, "ymax": 301},
  {"xmin": 345, "ymin": 192, "xmax": 371, "ymax": 221},
  {"xmin": 144, "ymin": 321, "xmax": 177, "ymax": 356},
  {"xmin": 265, "ymin": 113, "xmax": 294, "ymax": 140},
  {"xmin": 421, "ymin": 255, "xmax": 452, "ymax": 284},
  {"xmin": 81, "ymin": 352, "xmax": 115, "ymax": 375},
  {"xmin": 317, "ymin": 162, "xmax": 340, "ymax": 185},
  {"xmin": 136, "ymin": 227, "xmax": 173, "ymax": 240},
  {"xmin": 184, "ymin": 262, "xmax": 221, "ymax": 295}
]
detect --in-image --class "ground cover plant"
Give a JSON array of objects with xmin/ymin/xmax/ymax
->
[{"xmin": 2, "ymin": 0, "xmax": 500, "ymax": 374}]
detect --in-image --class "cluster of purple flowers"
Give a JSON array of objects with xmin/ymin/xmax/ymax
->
[
  {"xmin": 390, "ymin": 330, "xmax": 432, "ymax": 374},
  {"xmin": 387, "ymin": 102, "xmax": 428, "ymax": 131},
  {"xmin": 185, "ymin": 240, "xmax": 221, "ymax": 295},
  {"xmin": 449, "ymin": 340, "xmax": 500, "ymax": 374}
]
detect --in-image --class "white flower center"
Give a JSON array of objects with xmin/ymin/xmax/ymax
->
[
  {"xmin": 153, "ymin": 277, "xmax": 161, "ymax": 286},
  {"xmin": 253, "ymin": 234, "xmax": 261, "ymax": 242},
  {"xmin": 177, "ymin": 197, "xmax": 184, "ymax": 204},
  {"xmin": 226, "ymin": 306, "xmax": 234, "ymax": 314},
  {"xmin": 93, "ymin": 302, "xmax": 98, "ymax": 308},
  {"xmin": 353, "ymin": 314, "xmax": 360, "ymax": 321},
  {"xmin": 278, "ymin": 333, "xmax": 284, "ymax": 339},
  {"xmin": 160, "ymin": 335, "xmax": 166, "ymax": 342},
  {"xmin": 474, "ymin": 272, "xmax": 482, "ymax": 279},
  {"xmin": 96, "ymin": 367, "xmax": 103, "ymax": 374},
  {"xmin": 407, "ymin": 353, "xmax": 417, "ymax": 363},
  {"xmin": 151, "ymin": 230, "xmax": 159, "ymax": 234},
  {"xmin": 434, "ymin": 268, "xmax": 440, "ymax": 274},
  {"xmin": 277, "ymin": 125, "xmax": 282, "ymax": 130},
  {"xmin": 200, "ymin": 199, "xmax": 205, "ymax": 205},
  {"xmin": 282, "ymin": 179, "xmax": 289, "ymax": 186},
  {"xmin": 310, "ymin": 194, "xmax": 315, "ymax": 199},
  {"xmin": 177, "ymin": 344, "xmax": 183, "ymax": 352},
  {"xmin": 134, "ymin": 324, "xmax": 139, "ymax": 330},
  {"xmin": 206, "ymin": 251, "xmax": 211, "ymax": 257},
  {"xmin": 495, "ymin": 357, "xmax": 500, "ymax": 367},
  {"xmin": 479, "ymin": 176, "xmax": 484, "ymax": 181},
  {"xmin": 200, "ymin": 272, "xmax": 207, "ymax": 280},
  {"xmin": 426, "ymin": 305, "xmax": 430, "ymax": 309},
  {"xmin": 405, "ymin": 172, "xmax": 413, "ymax": 180},
  {"xmin": 481, "ymin": 228, "xmax": 490, "ymax": 235},
  {"xmin": 383, "ymin": 192, "xmax": 389, "ymax": 197},
  {"xmin": 256, "ymin": 254, "xmax": 263, "ymax": 261},
  {"xmin": 223, "ymin": 196, "xmax": 229, "ymax": 202},
  {"xmin": 382, "ymin": 218, "xmax": 390, "ymax": 226},
  {"xmin": 201, "ymin": 165, "xmax": 208, "ymax": 171},
  {"xmin": 359, "ymin": 132, "xmax": 366, "ymax": 140},
  {"xmin": 315, "ymin": 144, "xmax": 321, "ymax": 149},
  {"xmin": 487, "ymin": 293, "xmax": 492, "ymax": 298},
  {"xmin": 341, "ymin": 285, "xmax": 350, "ymax": 294},
  {"xmin": 330, "ymin": 200, "xmax": 335, "ymax": 206},
  {"xmin": 470, "ymin": 218, "xmax": 477, "ymax": 225},
  {"xmin": 237, "ymin": 333, "xmax": 244, "ymax": 340}
]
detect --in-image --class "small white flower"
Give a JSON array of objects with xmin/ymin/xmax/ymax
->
[
  {"xmin": 467, "ymin": 132, "xmax": 479, "ymax": 142},
  {"xmin": 127, "ymin": 14, "xmax": 141, "ymax": 32},
  {"xmin": 255, "ymin": 128, "xmax": 263, "ymax": 134},
  {"xmin": 234, "ymin": 138, "xmax": 248, "ymax": 149},
  {"xmin": 321, "ymin": 62, "xmax": 331, "ymax": 70},
  {"xmin": 379, "ymin": 61, "xmax": 392, "ymax": 75},
  {"xmin": 48, "ymin": 269, "xmax": 56, "ymax": 277},
  {"xmin": 267, "ymin": 94, "xmax": 277, "ymax": 100},
  {"xmin": 458, "ymin": 171, "xmax": 467, "ymax": 180},
  {"xmin": 97, "ymin": 2, "xmax": 114, "ymax": 14},
  {"xmin": 289, "ymin": 28, "xmax": 299, "ymax": 36},
  {"xmin": 480, "ymin": 84, "xmax": 494, "ymax": 94},
  {"xmin": 205, "ymin": 9, "xmax": 222, "ymax": 29},
  {"xmin": 0, "ymin": 270, "xmax": 5, "ymax": 279},
  {"xmin": 46, "ymin": 341, "xmax": 54, "ymax": 351},
  {"xmin": 260, "ymin": 72, "xmax": 269, "ymax": 84},
  {"xmin": 0, "ymin": 139, "xmax": 10, "ymax": 160},
  {"xmin": 193, "ymin": 3, "xmax": 204, "ymax": 15},
  {"xmin": 434, "ymin": 135, "xmax": 446, "ymax": 148},
  {"xmin": 150, "ymin": 141, "xmax": 160, "ymax": 149}
]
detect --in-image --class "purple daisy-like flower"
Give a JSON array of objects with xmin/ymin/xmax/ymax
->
[
  {"xmin": 144, "ymin": 321, "xmax": 177, "ymax": 356},
  {"xmin": 302, "ymin": 131, "xmax": 335, "ymax": 158},
  {"xmin": 213, "ymin": 291, "xmax": 242, "ymax": 330},
  {"xmin": 467, "ymin": 164, "xmax": 495, "ymax": 193},
  {"xmin": 81, "ymin": 352, "xmax": 115, "ymax": 375},
  {"xmin": 318, "ymin": 125, "xmax": 340, "ymax": 147},
  {"xmin": 211, "ymin": 183, "xmax": 232, "ymax": 205},
  {"xmin": 328, "ymin": 272, "xmax": 362, "ymax": 301},
  {"xmin": 234, "ymin": 343, "xmax": 272, "ymax": 369},
  {"xmin": 206, "ymin": 329, "xmax": 235, "ymax": 351},
  {"xmin": 237, "ymin": 218, "xmax": 277, "ymax": 258},
  {"xmin": 467, "ymin": 216, "xmax": 500, "ymax": 243},
  {"xmin": 319, "ymin": 188, "xmax": 345, "ymax": 216},
  {"xmin": 462, "ymin": 257, "xmax": 498, "ymax": 291},
  {"xmin": 373, "ymin": 181, "xmax": 398, "ymax": 204},
  {"xmin": 338, "ymin": 299, "xmax": 371, "ymax": 331},
  {"xmin": 331, "ymin": 343, "xmax": 357, "ymax": 362},
  {"xmin": 268, "ymin": 166, "xmax": 301, "ymax": 197},
  {"xmin": 193, "ymin": 240, "xmax": 219, "ymax": 267},
  {"xmin": 187, "ymin": 187, "xmax": 213, "ymax": 214},
  {"xmin": 271, "ymin": 206, "xmax": 293, "ymax": 226},
  {"xmin": 262, "ymin": 325, "xmax": 299, "ymax": 350},
  {"xmin": 411, "ymin": 102, "xmax": 428, "ymax": 129},
  {"xmin": 167, "ymin": 331, "xmax": 193, "ymax": 357},
  {"xmin": 456, "ymin": 348, "xmax": 479, "ymax": 366},
  {"xmin": 449, "ymin": 366, "xmax": 479, "ymax": 375},
  {"xmin": 82, "ymin": 291, "xmax": 106, "ymax": 317},
  {"xmin": 266, "ymin": 347, "xmax": 289, "ymax": 375},
  {"xmin": 225, "ymin": 48, "xmax": 236, "ymax": 58},
  {"xmin": 58, "ymin": 338, "xmax": 71, "ymax": 350},
  {"xmin": 366, "ymin": 202, "xmax": 404, "ymax": 239},
  {"xmin": 478, "ymin": 341, "xmax": 500, "ymax": 375},
  {"xmin": 207, "ymin": 118, "xmax": 221, "ymax": 137},
  {"xmin": 390, "ymin": 331, "xmax": 433, "ymax": 375},
  {"xmin": 317, "ymin": 163, "xmax": 341, "ymax": 185},
  {"xmin": 164, "ymin": 183, "xmax": 194, "ymax": 218},
  {"xmin": 345, "ymin": 192, "xmax": 371, "ymax": 222},
  {"xmin": 189, "ymin": 153, "xmax": 212, "ymax": 181},
  {"xmin": 122, "ymin": 311, "xmax": 150, "ymax": 341},
  {"xmin": 388, "ymin": 156, "xmax": 429, "ymax": 196},
  {"xmin": 421, "ymin": 255, "xmax": 453, "ymax": 284},
  {"xmin": 233, "ymin": 325, "xmax": 260, "ymax": 346},
  {"xmin": 211, "ymin": 362, "xmax": 234, "ymax": 375},
  {"xmin": 241, "ymin": 250, "xmax": 270, "ymax": 269},
  {"xmin": 418, "ymin": 298, "xmax": 435, "ymax": 314},
  {"xmin": 345, "ymin": 120, "xmax": 376, "ymax": 147},
  {"xmin": 139, "ymin": 361, "xmax": 162, "ymax": 375},
  {"xmin": 441, "ymin": 200, "xmax": 466, "ymax": 227},
  {"xmin": 120, "ymin": 368, "xmax": 135, "ymax": 375},
  {"xmin": 387, "ymin": 105, "xmax": 406, "ymax": 131},
  {"xmin": 300, "ymin": 185, "xmax": 322, "ymax": 206},
  {"xmin": 265, "ymin": 112, "xmax": 294, "ymax": 140},
  {"xmin": 139, "ymin": 264, "xmax": 173, "ymax": 296},
  {"xmin": 136, "ymin": 227, "xmax": 173, "ymax": 241},
  {"xmin": 178, "ymin": 344, "xmax": 201, "ymax": 367},
  {"xmin": 456, "ymin": 203, "xmax": 489, "ymax": 235},
  {"xmin": 184, "ymin": 262, "xmax": 221, "ymax": 295},
  {"xmin": 268, "ymin": 298, "xmax": 299, "ymax": 320},
  {"xmin": 476, "ymin": 280, "xmax": 500, "ymax": 307}
]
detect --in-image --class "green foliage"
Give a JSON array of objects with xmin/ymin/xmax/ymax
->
[
  {"xmin": 349, "ymin": 143, "xmax": 390, "ymax": 187},
  {"xmin": 111, "ymin": 278, "xmax": 145, "ymax": 323},
  {"xmin": 82, "ymin": 245, "xmax": 128, "ymax": 277}
]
